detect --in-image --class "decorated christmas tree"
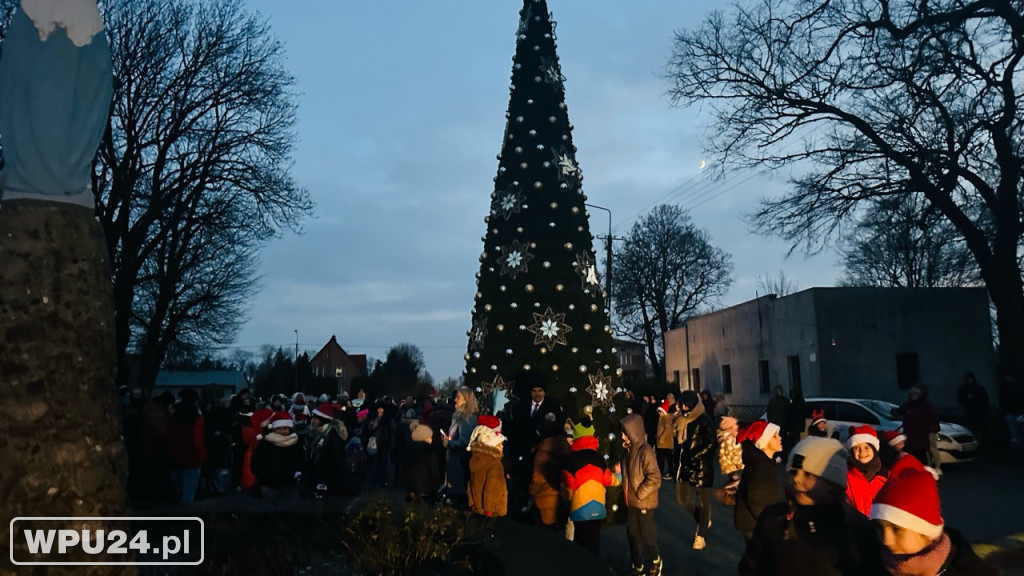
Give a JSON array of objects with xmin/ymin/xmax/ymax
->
[{"xmin": 465, "ymin": 0, "xmax": 622, "ymax": 438}]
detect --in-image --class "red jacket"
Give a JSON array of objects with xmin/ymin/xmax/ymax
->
[
  {"xmin": 167, "ymin": 415, "xmax": 208, "ymax": 469},
  {"xmin": 845, "ymin": 465, "xmax": 886, "ymax": 516}
]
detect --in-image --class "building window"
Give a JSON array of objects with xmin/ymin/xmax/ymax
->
[
  {"xmin": 673, "ymin": 370, "xmax": 680, "ymax": 387},
  {"xmin": 787, "ymin": 355, "xmax": 802, "ymax": 397},
  {"xmin": 692, "ymin": 368, "xmax": 701, "ymax": 392},
  {"xmin": 895, "ymin": 352, "xmax": 919, "ymax": 390},
  {"xmin": 759, "ymin": 360, "xmax": 771, "ymax": 393},
  {"xmin": 722, "ymin": 364, "xmax": 732, "ymax": 394}
]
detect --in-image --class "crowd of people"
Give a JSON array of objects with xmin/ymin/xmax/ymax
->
[{"xmin": 116, "ymin": 378, "xmax": 1000, "ymax": 576}]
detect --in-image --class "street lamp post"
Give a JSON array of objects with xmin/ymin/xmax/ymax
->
[
  {"xmin": 294, "ymin": 329, "xmax": 299, "ymax": 394},
  {"xmin": 585, "ymin": 203, "xmax": 613, "ymax": 320}
]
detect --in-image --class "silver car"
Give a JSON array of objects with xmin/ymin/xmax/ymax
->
[{"xmin": 797, "ymin": 397, "xmax": 979, "ymax": 465}]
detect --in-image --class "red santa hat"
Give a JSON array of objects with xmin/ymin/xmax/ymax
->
[
  {"xmin": 269, "ymin": 410, "xmax": 294, "ymax": 430},
  {"xmin": 847, "ymin": 425, "xmax": 880, "ymax": 451},
  {"xmin": 883, "ymin": 429, "xmax": 907, "ymax": 447},
  {"xmin": 740, "ymin": 419, "xmax": 780, "ymax": 450},
  {"xmin": 870, "ymin": 458, "xmax": 944, "ymax": 540},
  {"xmin": 312, "ymin": 403, "xmax": 335, "ymax": 420},
  {"xmin": 811, "ymin": 408, "xmax": 827, "ymax": 426},
  {"xmin": 251, "ymin": 407, "xmax": 274, "ymax": 429},
  {"xmin": 477, "ymin": 414, "xmax": 502, "ymax": 434},
  {"xmin": 657, "ymin": 401, "xmax": 670, "ymax": 415}
]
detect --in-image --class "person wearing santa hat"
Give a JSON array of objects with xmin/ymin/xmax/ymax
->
[
  {"xmin": 290, "ymin": 392, "xmax": 311, "ymax": 434},
  {"xmin": 304, "ymin": 403, "xmax": 348, "ymax": 498},
  {"xmin": 655, "ymin": 400, "xmax": 676, "ymax": 479},
  {"xmin": 739, "ymin": 436, "xmax": 886, "ymax": 576},
  {"xmin": 734, "ymin": 419, "xmax": 784, "ymax": 541},
  {"xmin": 870, "ymin": 458, "xmax": 995, "ymax": 576},
  {"xmin": 250, "ymin": 410, "xmax": 305, "ymax": 498},
  {"xmin": 467, "ymin": 420, "xmax": 507, "ymax": 517},
  {"xmin": 846, "ymin": 425, "xmax": 887, "ymax": 516},
  {"xmin": 879, "ymin": 429, "xmax": 911, "ymax": 476}
]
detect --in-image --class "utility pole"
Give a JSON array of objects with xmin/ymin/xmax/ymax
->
[
  {"xmin": 586, "ymin": 203, "xmax": 614, "ymax": 320},
  {"xmin": 294, "ymin": 329, "xmax": 299, "ymax": 394}
]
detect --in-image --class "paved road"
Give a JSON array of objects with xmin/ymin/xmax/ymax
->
[{"xmin": 594, "ymin": 461, "xmax": 1024, "ymax": 576}]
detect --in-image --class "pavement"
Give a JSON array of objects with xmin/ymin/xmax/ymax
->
[{"xmin": 132, "ymin": 459, "xmax": 1024, "ymax": 575}]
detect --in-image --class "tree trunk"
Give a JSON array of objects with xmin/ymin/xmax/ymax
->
[{"xmin": 0, "ymin": 200, "xmax": 131, "ymax": 574}]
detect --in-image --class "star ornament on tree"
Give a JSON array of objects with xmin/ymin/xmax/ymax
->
[
  {"xmin": 491, "ymin": 185, "xmax": 524, "ymax": 221},
  {"xmin": 586, "ymin": 370, "xmax": 615, "ymax": 409},
  {"xmin": 526, "ymin": 306, "xmax": 572, "ymax": 348},
  {"xmin": 499, "ymin": 239, "xmax": 534, "ymax": 279},
  {"xmin": 517, "ymin": 4, "xmax": 532, "ymax": 36},
  {"xmin": 573, "ymin": 252, "xmax": 601, "ymax": 292},
  {"xmin": 481, "ymin": 373, "xmax": 513, "ymax": 399},
  {"xmin": 552, "ymin": 147, "xmax": 579, "ymax": 184},
  {"xmin": 469, "ymin": 315, "xmax": 488, "ymax": 351}
]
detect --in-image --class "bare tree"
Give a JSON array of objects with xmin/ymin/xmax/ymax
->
[
  {"xmin": 839, "ymin": 194, "xmax": 981, "ymax": 287},
  {"xmin": 95, "ymin": 0, "xmax": 313, "ymax": 389},
  {"xmin": 667, "ymin": 0, "xmax": 1024, "ymax": 378},
  {"xmin": 611, "ymin": 204, "xmax": 733, "ymax": 378},
  {"xmin": 757, "ymin": 269, "xmax": 798, "ymax": 296}
]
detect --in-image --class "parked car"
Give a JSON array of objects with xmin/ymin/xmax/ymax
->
[{"xmin": 769, "ymin": 397, "xmax": 979, "ymax": 465}]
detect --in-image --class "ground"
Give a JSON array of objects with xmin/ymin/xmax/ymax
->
[{"xmin": 133, "ymin": 460, "xmax": 1024, "ymax": 575}]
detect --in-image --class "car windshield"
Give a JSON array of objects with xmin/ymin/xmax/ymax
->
[{"xmin": 858, "ymin": 399, "xmax": 899, "ymax": 419}]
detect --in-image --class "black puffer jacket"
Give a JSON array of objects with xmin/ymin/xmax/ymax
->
[
  {"xmin": 739, "ymin": 498, "xmax": 887, "ymax": 576},
  {"xmin": 676, "ymin": 410, "xmax": 716, "ymax": 487},
  {"xmin": 734, "ymin": 440, "xmax": 784, "ymax": 539}
]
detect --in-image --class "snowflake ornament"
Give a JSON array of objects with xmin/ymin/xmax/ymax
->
[
  {"xmin": 539, "ymin": 56, "xmax": 565, "ymax": 90},
  {"xmin": 491, "ymin": 184, "xmax": 524, "ymax": 221},
  {"xmin": 499, "ymin": 239, "xmax": 534, "ymax": 279},
  {"xmin": 526, "ymin": 306, "xmax": 572, "ymax": 348},
  {"xmin": 586, "ymin": 369, "xmax": 615, "ymax": 409},
  {"xmin": 469, "ymin": 315, "xmax": 488, "ymax": 351}
]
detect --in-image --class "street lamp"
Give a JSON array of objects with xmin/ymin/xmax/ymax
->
[{"xmin": 585, "ymin": 203, "xmax": 613, "ymax": 319}]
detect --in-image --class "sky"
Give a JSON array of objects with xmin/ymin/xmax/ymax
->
[{"xmin": 233, "ymin": 1, "xmax": 842, "ymax": 383}]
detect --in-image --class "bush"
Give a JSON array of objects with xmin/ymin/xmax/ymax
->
[{"xmin": 338, "ymin": 495, "xmax": 489, "ymax": 576}]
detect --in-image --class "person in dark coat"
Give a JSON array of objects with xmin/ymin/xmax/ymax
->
[
  {"xmin": 870, "ymin": 457, "xmax": 996, "ymax": 576},
  {"xmin": 957, "ymin": 372, "xmax": 990, "ymax": 443},
  {"xmin": 402, "ymin": 421, "xmax": 441, "ymax": 501},
  {"xmin": 251, "ymin": 410, "xmax": 305, "ymax": 497},
  {"xmin": 898, "ymin": 387, "xmax": 941, "ymax": 470},
  {"xmin": 734, "ymin": 420, "xmax": 784, "ymax": 541},
  {"xmin": 304, "ymin": 403, "xmax": 348, "ymax": 497},
  {"xmin": 621, "ymin": 414, "xmax": 662, "ymax": 576},
  {"xmin": 675, "ymin": 389, "xmax": 716, "ymax": 551},
  {"xmin": 739, "ymin": 436, "xmax": 887, "ymax": 576}
]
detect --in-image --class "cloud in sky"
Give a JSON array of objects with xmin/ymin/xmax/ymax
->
[{"xmin": 235, "ymin": 1, "xmax": 841, "ymax": 382}]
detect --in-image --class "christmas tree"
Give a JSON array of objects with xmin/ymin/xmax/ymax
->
[{"xmin": 465, "ymin": 0, "xmax": 622, "ymax": 435}]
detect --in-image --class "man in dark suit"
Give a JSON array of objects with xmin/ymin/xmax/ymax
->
[{"xmin": 508, "ymin": 379, "xmax": 563, "ymax": 494}]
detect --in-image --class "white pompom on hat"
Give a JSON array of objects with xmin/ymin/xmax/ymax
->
[
  {"xmin": 787, "ymin": 436, "xmax": 849, "ymax": 488},
  {"xmin": 847, "ymin": 425, "xmax": 880, "ymax": 451},
  {"xmin": 870, "ymin": 458, "xmax": 944, "ymax": 540}
]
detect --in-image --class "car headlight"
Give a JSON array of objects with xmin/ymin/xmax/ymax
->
[{"xmin": 938, "ymin": 434, "xmax": 952, "ymax": 443}]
